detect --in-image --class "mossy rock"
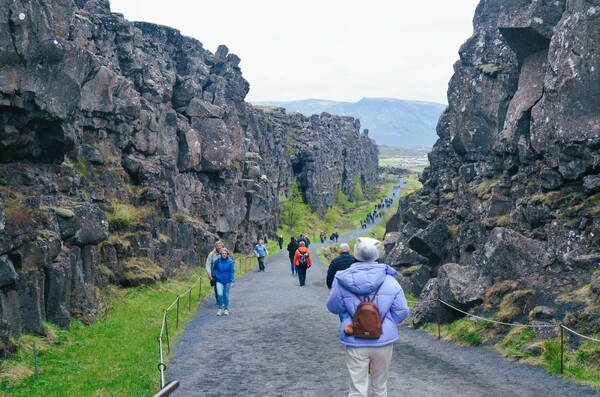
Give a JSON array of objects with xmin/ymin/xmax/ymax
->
[
  {"xmin": 483, "ymin": 280, "xmax": 522, "ymax": 310},
  {"xmin": 51, "ymin": 206, "xmax": 75, "ymax": 219},
  {"xmin": 120, "ymin": 257, "xmax": 164, "ymax": 287},
  {"xmin": 477, "ymin": 63, "xmax": 501, "ymax": 77},
  {"xmin": 496, "ymin": 289, "xmax": 535, "ymax": 322}
]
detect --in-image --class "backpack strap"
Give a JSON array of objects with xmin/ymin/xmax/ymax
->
[{"xmin": 355, "ymin": 284, "xmax": 382, "ymax": 303}]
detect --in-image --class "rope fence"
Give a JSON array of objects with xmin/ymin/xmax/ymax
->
[
  {"xmin": 406, "ymin": 297, "xmax": 600, "ymax": 375},
  {"xmin": 155, "ymin": 254, "xmax": 255, "ymax": 394}
]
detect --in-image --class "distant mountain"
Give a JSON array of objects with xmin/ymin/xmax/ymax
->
[{"xmin": 252, "ymin": 98, "xmax": 446, "ymax": 147}]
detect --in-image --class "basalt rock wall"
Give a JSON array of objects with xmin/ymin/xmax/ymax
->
[
  {"xmin": 385, "ymin": 0, "xmax": 600, "ymax": 333},
  {"xmin": 0, "ymin": 0, "xmax": 378, "ymax": 353}
]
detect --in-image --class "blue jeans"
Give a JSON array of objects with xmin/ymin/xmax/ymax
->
[
  {"xmin": 290, "ymin": 258, "xmax": 296, "ymax": 274},
  {"xmin": 216, "ymin": 282, "xmax": 231, "ymax": 310}
]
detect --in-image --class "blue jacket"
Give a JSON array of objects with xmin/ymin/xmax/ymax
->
[
  {"xmin": 253, "ymin": 244, "xmax": 268, "ymax": 257},
  {"xmin": 326, "ymin": 262, "xmax": 409, "ymax": 347},
  {"xmin": 212, "ymin": 256, "xmax": 235, "ymax": 284}
]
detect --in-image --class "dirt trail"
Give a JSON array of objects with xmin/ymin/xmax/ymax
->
[{"xmin": 168, "ymin": 189, "xmax": 598, "ymax": 396}]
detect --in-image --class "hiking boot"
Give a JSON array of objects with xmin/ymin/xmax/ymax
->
[
  {"xmin": 216, "ymin": 309, "xmax": 223, "ymax": 316},
  {"xmin": 223, "ymin": 309, "xmax": 229, "ymax": 316}
]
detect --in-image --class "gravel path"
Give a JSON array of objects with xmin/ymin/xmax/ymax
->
[{"xmin": 168, "ymin": 188, "xmax": 598, "ymax": 396}]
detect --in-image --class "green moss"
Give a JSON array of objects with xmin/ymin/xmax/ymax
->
[
  {"xmin": 120, "ymin": 258, "xmax": 164, "ymax": 287},
  {"xmin": 42, "ymin": 206, "xmax": 75, "ymax": 219},
  {"xmin": 477, "ymin": 63, "xmax": 502, "ymax": 77},
  {"xmin": 3, "ymin": 199, "xmax": 36, "ymax": 236},
  {"xmin": 445, "ymin": 319, "xmax": 483, "ymax": 346},
  {"xmin": 447, "ymin": 224, "xmax": 459, "ymax": 236},
  {"xmin": 469, "ymin": 179, "xmax": 497, "ymax": 199},
  {"xmin": 481, "ymin": 215, "xmax": 511, "ymax": 229},
  {"xmin": 496, "ymin": 289, "xmax": 535, "ymax": 322},
  {"xmin": 245, "ymin": 151, "xmax": 262, "ymax": 160},
  {"xmin": 497, "ymin": 327, "xmax": 538, "ymax": 360},
  {"xmin": 105, "ymin": 203, "xmax": 154, "ymax": 232}
]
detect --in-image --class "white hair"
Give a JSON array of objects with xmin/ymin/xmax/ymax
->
[{"xmin": 353, "ymin": 237, "xmax": 382, "ymax": 262}]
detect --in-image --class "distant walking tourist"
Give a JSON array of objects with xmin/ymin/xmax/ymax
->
[
  {"xmin": 293, "ymin": 241, "xmax": 312, "ymax": 286},
  {"xmin": 326, "ymin": 243, "xmax": 356, "ymax": 290},
  {"xmin": 278, "ymin": 235, "xmax": 284, "ymax": 250},
  {"xmin": 212, "ymin": 247, "xmax": 235, "ymax": 316},
  {"xmin": 253, "ymin": 239, "xmax": 268, "ymax": 272},
  {"xmin": 205, "ymin": 240, "xmax": 223, "ymax": 305},
  {"xmin": 326, "ymin": 237, "xmax": 410, "ymax": 396},
  {"xmin": 287, "ymin": 236, "xmax": 299, "ymax": 275}
]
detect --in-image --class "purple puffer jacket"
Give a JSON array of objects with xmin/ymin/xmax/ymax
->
[{"xmin": 326, "ymin": 262, "xmax": 409, "ymax": 347}]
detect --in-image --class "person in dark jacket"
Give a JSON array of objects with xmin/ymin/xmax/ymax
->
[
  {"xmin": 286, "ymin": 236, "xmax": 299, "ymax": 275},
  {"xmin": 326, "ymin": 243, "xmax": 356, "ymax": 289}
]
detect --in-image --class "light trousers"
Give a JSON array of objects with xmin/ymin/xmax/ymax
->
[{"xmin": 345, "ymin": 343, "xmax": 394, "ymax": 397}]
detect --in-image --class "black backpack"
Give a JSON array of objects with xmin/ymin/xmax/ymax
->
[{"xmin": 352, "ymin": 285, "xmax": 382, "ymax": 339}]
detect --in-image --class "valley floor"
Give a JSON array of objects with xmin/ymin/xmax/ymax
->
[{"xmin": 168, "ymin": 198, "xmax": 598, "ymax": 396}]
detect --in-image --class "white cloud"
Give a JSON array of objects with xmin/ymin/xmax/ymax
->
[{"xmin": 110, "ymin": 0, "xmax": 480, "ymax": 104}]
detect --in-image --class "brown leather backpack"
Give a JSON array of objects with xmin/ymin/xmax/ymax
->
[{"xmin": 352, "ymin": 285, "xmax": 382, "ymax": 339}]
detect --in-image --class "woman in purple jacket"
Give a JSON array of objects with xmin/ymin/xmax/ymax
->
[{"xmin": 326, "ymin": 237, "xmax": 410, "ymax": 397}]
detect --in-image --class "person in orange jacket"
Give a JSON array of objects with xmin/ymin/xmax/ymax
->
[{"xmin": 293, "ymin": 241, "xmax": 312, "ymax": 286}]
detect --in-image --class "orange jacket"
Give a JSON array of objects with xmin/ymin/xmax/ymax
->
[{"xmin": 293, "ymin": 246, "xmax": 312, "ymax": 266}]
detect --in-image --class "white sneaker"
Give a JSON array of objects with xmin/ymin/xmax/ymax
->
[
  {"xmin": 216, "ymin": 309, "xmax": 223, "ymax": 316},
  {"xmin": 223, "ymin": 309, "xmax": 229, "ymax": 316}
]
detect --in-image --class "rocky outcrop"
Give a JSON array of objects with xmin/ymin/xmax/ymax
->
[
  {"xmin": 385, "ymin": 0, "xmax": 600, "ymax": 333},
  {"xmin": 0, "ymin": 0, "xmax": 378, "ymax": 354}
]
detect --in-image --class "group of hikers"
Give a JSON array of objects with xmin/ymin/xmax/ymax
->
[
  {"xmin": 202, "ymin": 188, "xmax": 406, "ymax": 395},
  {"xmin": 203, "ymin": 233, "xmax": 409, "ymax": 396}
]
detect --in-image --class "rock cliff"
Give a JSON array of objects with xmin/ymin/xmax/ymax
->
[
  {"xmin": 385, "ymin": 0, "xmax": 600, "ymax": 335},
  {"xmin": 0, "ymin": 0, "xmax": 378, "ymax": 354}
]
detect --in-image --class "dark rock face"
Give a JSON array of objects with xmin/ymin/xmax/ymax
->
[
  {"xmin": 385, "ymin": 0, "xmax": 600, "ymax": 332},
  {"xmin": 0, "ymin": 0, "xmax": 378, "ymax": 354}
]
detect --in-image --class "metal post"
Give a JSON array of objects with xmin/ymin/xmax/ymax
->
[
  {"xmin": 164, "ymin": 310, "xmax": 171, "ymax": 353},
  {"xmin": 560, "ymin": 324, "xmax": 564, "ymax": 374},
  {"xmin": 157, "ymin": 336, "xmax": 165, "ymax": 388},
  {"xmin": 34, "ymin": 341, "xmax": 38, "ymax": 379},
  {"xmin": 176, "ymin": 296, "xmax": 180, "ymax": 329},
  {"xmin": 437, "ymin": 299, "xmax": 441, "ymax": 340},
  {"xmin": 198, "ymin": 276, "xmax": 202, "ymax": 300}
]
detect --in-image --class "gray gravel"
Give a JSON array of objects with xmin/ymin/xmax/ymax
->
[{"xmin": 168, "ymin": 190, "xmax": 598, "ymax": 396}]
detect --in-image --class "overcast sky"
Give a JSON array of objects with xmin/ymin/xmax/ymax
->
[{"xmin": 110, "ymin": 1, "xmax": 480, "ymax": 105}]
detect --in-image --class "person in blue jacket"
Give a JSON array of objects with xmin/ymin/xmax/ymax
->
[
  {"xmin": 326, "ymin": 237, "xmax": 409, "ymax": 396},
  {"xmin": 253, "ymin": 239, "xmax": 268, "ymax": 272},
  {"xmin": 212, "ymin": 247, "xmax": 235, "ymax": 316}
]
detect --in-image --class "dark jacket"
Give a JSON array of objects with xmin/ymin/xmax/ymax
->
[
  {"xmin": 287, "ymin": 241, "xmax": 299, "ymax": 260},
  {"xmin": 326, "ymin": 252, "xmax": 356, "ymax": 289}
]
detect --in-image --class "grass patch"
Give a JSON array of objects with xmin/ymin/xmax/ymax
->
[
  {"xmin": 0, "ymin": 262, "xmax": 257, "ymax": 396},
  {"xmin": 423, "ymin": 314, "xmax": 600, "ymax": 389},
  {"xmin": 105, "ymin": 203, "xmax": 155, "ymax": 232}
]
